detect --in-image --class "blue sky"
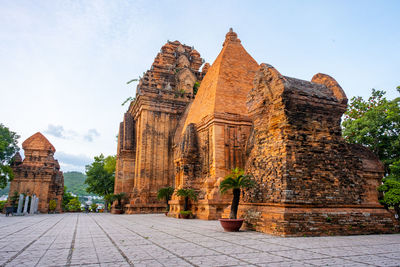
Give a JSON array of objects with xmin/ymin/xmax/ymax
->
[{"xmin": 0, "ymin": 0, "xmax": 399, "ymax": 171}]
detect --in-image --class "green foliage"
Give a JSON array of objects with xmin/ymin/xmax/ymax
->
[
  {"xmin": 62, "ymin": 186, "xmax": 74, "ymax": 211},
  {"xmin": 0, "ymin": 182, "xmax": 10, "ymax": 197},
  {"xmin": 103, "ymin": 193, "xmax": 114, "ymax": 213},
  {"xmin": 219, "ymin": 167, "xmax": 255, "ymax": 194},
  {"xmin": 193, "ymin": 81, "xmax": 200, "ymax": 95},
  {"xmin": 378, "ymin": 178, "xmax": 400, "ymax": 218},
  {"xmin": 219, "ymin": 168, "xmax": 255, "ymax": 219},
  {"xmin": 121, "ymin": 96, "xmax": 136, "ymax": 106},
  {"xmin": 85, "ymin": 154, "xmax": 115, "ymax": 197},
  {"xmin": 10, "ymin": 191, "xmax": 19, "ymax": 207},
  {"xmin": 0, "ymin": 200, "xmax": 6, "ymax": 212},
  {"xmin": 91, "ymin": 203, "xmax": 97, "ymax": 212},
  {"xmin": 104, "ymin": 155, "xmax": 116, "ymax": 174},
  {"xmin": 176, "ymin": 188, "xmax": 197, "ymax": 201},
  {"xmin": 342, "ymin": 88, "xmax": 400, "ymax": 175},
  {"xmin": 112, "ymin": 192, "xmax": 127, "ymax": 209},
  {"xmin": 179, "ymin": 210, "xmax": 192, "ymax": 216},
  {"xmin": 49, "ymin": 200, "xmax": 57, "ymax": 211},
  {"xmin": 122, "ymin": 78, "xmax": 139, "ymax": 106},
  {"xmin": 0, "ymin": 124, "xmax": 20, "ymax": 189},
  {"xmin": 67, "ymin": 197, "xmax": 81, "ymax": 212},
  {"xmin": 157, "ymin": 187, "xmax": 174, "ymax": 212},
  {"xmin": 176, "ymin": 188, "xmax": 198, "ymax": 211},
  {"xmin": 64, "ymin": 172, "xmax": 94, "ymax": 196},
  {"xmin": 386, "ymin": 159, "xmax": 400, "ymax": 182}
]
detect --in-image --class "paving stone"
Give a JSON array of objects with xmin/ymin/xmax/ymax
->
[{"xmin": 1, "ymin": 213, "xmax": 399, "ymax": 267}]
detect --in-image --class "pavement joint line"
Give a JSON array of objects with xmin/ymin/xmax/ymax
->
[
  {"xmin": 96, "ymin": 214, "xmax": 199, "ymax": 267},
  {"xmin": 0, "ymin": 214, "xmax": 66, "ymax": 267},
  {"xmin": 0, "ymin": 216, "xmax": 52, "ymax": 240},
  {"xmin": 119, "ymin": 217, "xmax": 259, "ymax": 267},
  {"xmin": 117, "ymin": 215, "xmax": 350, "ymax": 266},
  {"xmin": 89, "ymin": 214, "xmax": 134, "ymax": 267},
  {"xmin": 112, "ymin": 214, "xmax": 258, "ymax": 267},
  {"xmin": 89, "ymin": 216, "xmax": 102, "ymax": 266},
  {"xmin": 66, "ymin": 214, "xmax": 79, "ymax": 267},
  {"xmin": 34, "ymin": 215, "xmax": 75, "ymax": 267}
]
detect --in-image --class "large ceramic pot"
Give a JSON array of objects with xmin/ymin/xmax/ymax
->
[{"xmin": 219, "ymin": 218, "xmax": 244, "ymax": 232}]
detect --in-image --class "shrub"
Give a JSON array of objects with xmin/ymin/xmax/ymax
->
[
  {"xmin": 49, "ymin": 200, "xmax": 57, "ymax": 211},
  {"xmin": 67, "ymin": 197, "xmax": 81, "ymax": 212},
  {"xmin": 0, "ymin": 200, "xmax": 6, "ymax": 213}
]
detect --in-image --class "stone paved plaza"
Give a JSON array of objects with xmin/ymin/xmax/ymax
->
[{"xmin": 0, "ymin": 214, "xmax": 399, "ymax": 267}]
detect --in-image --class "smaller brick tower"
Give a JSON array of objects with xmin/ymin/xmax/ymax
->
[{"xmin": 8, "ymin": 132, "xmax": 64, "ymax": 213}]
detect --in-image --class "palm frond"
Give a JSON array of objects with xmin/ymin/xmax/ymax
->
[{"xmin": 219, "ymin": 168, "xmax": 255, "ymax": 194}]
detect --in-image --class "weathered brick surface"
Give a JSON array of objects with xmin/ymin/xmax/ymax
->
[
  {"xmin": 114, "ymin": 41, "xmax": 207, "ymax": 213},
  {"xmin": 241, "ymin": 64, "xmax": 398, "ymax": 236},
  {"xmin": 115, "ymin": 30, "xmax": 398, "ymax": 236},
  {"xmin": 8, "ymin": 132, "xmax": 64, "ymax": 213},
  {"xmin": 169, "ymin": 29, "xmax": 258, "ymax": 219}
]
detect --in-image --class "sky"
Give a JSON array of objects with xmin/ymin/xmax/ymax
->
[{"xmin": 0, "ymin": 0, "xmax": 399, "ymax": 172}]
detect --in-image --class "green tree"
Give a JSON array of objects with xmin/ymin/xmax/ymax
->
[
  {"xmin": 342, "ymin": 87, "xmax": 400, "ymax": 219},
  {"xmin": 176, "ymin": 188, "xmax": 197, "ymax": 211},
  {"xmin": 67, "ymin": 197, "xmax": 81, "ymax": 212},
  {"xmin": 219, "ymin": 168, "xmax": 255, "ymax": 219},
  {"xmin": 0, "ymin": 124, "xmax": 20, "ymax": 189},
  {"xmin": 378, "ymin": 178, "xmax": 400, "ymax": 220},
  {"xmin": 157, "ymin": 187, "xmax": 174, "ymax": 212},
  {"xmin": 85, "ymin": 154, "xmax": 115, "ymax": 212},
  {"xmin": 62, "ymin": 186, "xmax": 74, "ymax": 211},
  {"xmin": 342, "ymin": 88, "xmax": 400, "ymax": 175}
]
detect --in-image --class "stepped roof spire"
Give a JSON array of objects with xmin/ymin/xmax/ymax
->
[
  {"xmin": 22, "ymin": 132, "xmax": 55, "ymax": 152},
  {"xmin": 180, "ymin": 29, "xmax": 259, "ymax": 133}
]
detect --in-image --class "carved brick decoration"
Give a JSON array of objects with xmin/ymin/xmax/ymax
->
[
  {"xmin": 115, "ymin": 30, "xmax": 398, "ymax": 236},
  {"xmin": 8, "ymin": 132, "xmax": 64, "ymax": 213},
  {"xmin": 239, "ymin": 64, "xmax": 398, "ymax": 236},
  {"xmin": 114, "ymin": 41, "xmax": 206, "ymax": 214},
  {"xmin": 169, "ymin": 29, "xmax": 259, "ymax": 219}
]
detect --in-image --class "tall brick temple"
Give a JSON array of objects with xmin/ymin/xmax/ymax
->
[
  {"xmin": 115, "ymin": 29, "xmax": 398, "ymax": 235},
  {"xmin": 8, "ymin": 132, "xmax": 64, "ymax": 213}
]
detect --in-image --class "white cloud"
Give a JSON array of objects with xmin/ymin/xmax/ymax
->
[
  {"xmin": 83, "ymin": 128, "xmax": 100, "ymax": 142},
  {"xmin": 45, "ymin": 124, "xmax": 65, "ymax": 138},
  {"xmin": 55, "ymin": 151, "xmax": 92, "ymax": 172}
]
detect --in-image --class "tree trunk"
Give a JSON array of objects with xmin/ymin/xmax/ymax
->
[
  {"xmin": 104, "ymin": 200, "xmax": 108, "ymax": 212},
  {"xmin": 165, "ymin": 198, "xmax": 170, "ymax": 211},
  {"xmin": 230, "ymin": 188, "xmax": 241, "ymax": 219},
  {"xmin": 184, "ymin": 196, "xmax": 188, "ymax": 211}
]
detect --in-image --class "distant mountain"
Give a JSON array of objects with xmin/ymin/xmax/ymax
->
[{"xmin": 64, "ymin": 171, "xmax": 95, "ymax": 196}]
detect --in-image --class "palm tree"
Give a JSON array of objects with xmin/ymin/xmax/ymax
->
[
  {"xmin": 112, "ymin": 192, "xmax": 127, "ymax": 209},
  {"xmin": 219, "ymin": 168, "xmax": 255, "ymax": 219},
  {"xmin": 157, "ymin": 187, "xmax": 174, "ymax": 212},
  {"xmin": 176, "ymin": 188, "xmax": 198, "ymax": 211}
]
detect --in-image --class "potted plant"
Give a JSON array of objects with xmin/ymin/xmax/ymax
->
[
  {"xmin": 48, "ymin": 199, "xmax": 57, "ymax": 214},
  {"xmin": 157, "ymin": 187, "xmax": 174, "ymax": 215},
  {"xmin": 176, "ymin": 188, "xmax": 198, "ymax": 219},
  {"xmin": 219, "ymin": 168, "xmax": 255, "ymax": 231},
  {"xmin": 112, "ymin": 192, "xmax": 127, "ymax": 214}
]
